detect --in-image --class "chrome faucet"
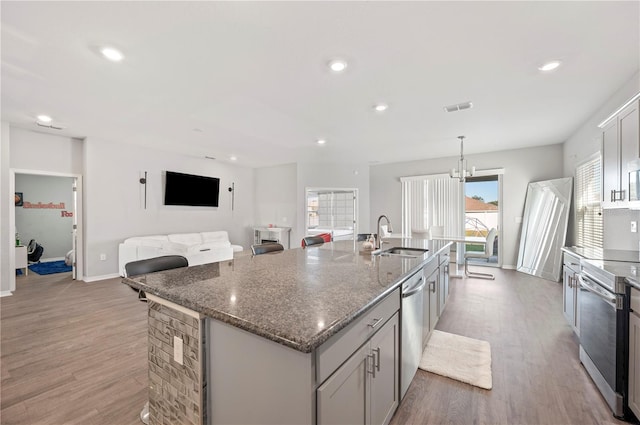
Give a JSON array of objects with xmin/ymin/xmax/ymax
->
[{"xmin": 376, "ymin": 215, "xmax": 393, "ymax": 249}]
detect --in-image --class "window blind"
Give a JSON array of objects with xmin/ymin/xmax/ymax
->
[
  {"xmin": 401, "ymin": 176, "xmax": 463, "ymax": 238},
  {"xmin": 575, "ymin": 155, "xmax": 602, "ymax": 248}
]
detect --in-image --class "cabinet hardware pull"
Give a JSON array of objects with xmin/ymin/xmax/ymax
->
[
  {"xmin": 373, "ymin": 347, "xmax": 381, "ymax": 372},
  {"xmin": 611, "ymin": 190, "xmax": 615, "ymax": 202},
  {"xmin": 368, "ymin": 318, "xmax": 383, "ymax": 329},
  {"xmin": 367, "ymin": 354, "xmax": 376, "ymax": 378}
]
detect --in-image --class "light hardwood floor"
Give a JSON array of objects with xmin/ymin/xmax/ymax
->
[{"xmin": 1, "ymin": 267, "xmax": 629, "ymax": 424}]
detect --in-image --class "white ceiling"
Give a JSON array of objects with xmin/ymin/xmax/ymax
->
[{"xmin": 2, "ymin": 1, "xmax": 639, "ymax": 168}]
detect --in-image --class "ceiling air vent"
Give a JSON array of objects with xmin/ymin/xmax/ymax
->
[{"xmin": 444, "ymin": 101, "xmax": 473, "ymax": 113}]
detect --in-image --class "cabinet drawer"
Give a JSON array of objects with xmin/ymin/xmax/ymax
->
[
  {"xmin": 563, "ymin": 252, "xmax": 581, "ymax": 273},
  {"xmin": 438, "ymin": 249, "xmax": 450, "ymax": 266},
  {"xmin": 317, "ymin": 287, "xmax": 400, "ymax": 384}
]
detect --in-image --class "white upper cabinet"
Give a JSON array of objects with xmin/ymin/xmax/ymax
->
[{"xmin": 602, "ymin": 99, "xmax": 640, "ymax": 209}]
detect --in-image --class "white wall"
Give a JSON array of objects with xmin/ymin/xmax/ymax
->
[
  {"xmin": 296, "ymin": 162, "xmax": 370, "ymax": 246},
  {"xmin": 83, "ymin": 138, "xmax": 255, "ymax": 278},
  {"xmin": 370, "ymin": 144, "xmax": 564, "ymax": 268},
  {"xmin": 563, "ymin": 71, "xmax": 640, "ymax": 248},
  {"xmin": 4, "ymin": 126, "xmax": 83, "ymax": 292},
  {"xmin": 15, "ymin": 174, "xmax": 75, "ymax": 259},
  {"xmin": 254, "ymin": 163, "xmax": 297, "ymax": 235}
]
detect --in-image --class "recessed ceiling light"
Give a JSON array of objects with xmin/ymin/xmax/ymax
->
[
  {"xmin": 100, "ymin": 46, "xmax": 124, "ymax": 62},
  {"xmin": 230, "ymin": 155, "xmax": 237, "ymax": 161},
  {"xmin": 316, "ymin": 139, "xmax": 327, "ymax": 145},
  {"xmin": 328, "ymin": 59, "xmax": 347, "ymax": 73},
  {"xmin": 36, "ymin": 115, "xmax": 52, "ymax": 123},
  {"xmin": 538, "ymin": 60, "xmax": 561, "ymax": 72},
  {"xmin": 373, "ymin": 103, "xmax": 388, "ymax": 112}
]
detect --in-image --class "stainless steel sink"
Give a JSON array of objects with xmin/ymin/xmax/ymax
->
[{"xmin": 374, "ymin": 247, "xmax": 429, "ymax": 258}]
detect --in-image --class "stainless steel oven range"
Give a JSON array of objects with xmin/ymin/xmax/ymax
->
[{"xmin": 578, "ymin": 260, "xmax": 634, "ymax": 421}]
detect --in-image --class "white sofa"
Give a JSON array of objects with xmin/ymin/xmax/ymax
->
[{"xmin": 118, "ymin": 231, "xmax": 240, "ymax": 276}]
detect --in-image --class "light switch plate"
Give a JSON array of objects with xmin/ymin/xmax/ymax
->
[
  {"xmin": 632, "ymin": 221, "xmax": 637, "ymax": 233},
  {"xmin": 173, "ymin": 336, "xmax": 184, "ymax": 365}
]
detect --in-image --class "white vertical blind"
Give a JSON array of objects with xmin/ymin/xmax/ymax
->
[
  {"xmin": 401, "ymin": 175, "xmax": 464, "ymax": 237},
  {"xmin": 575, "ymin": 155, "xmax": 602, "ymax": 248}
]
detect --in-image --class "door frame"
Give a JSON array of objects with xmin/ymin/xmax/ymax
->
[
  {"xmin": 463, "ymin": 168, "xmax": 504, "ymax": 268},
  {"xmin": 304, "ymin": 187, "xmax": 359, "ymax": 240},
  {"xmin": 9, "ymin": 169, "xmax": 84, "ymax": 291}
]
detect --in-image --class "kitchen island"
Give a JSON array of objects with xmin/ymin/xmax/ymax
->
[{"xmin": 123, "ymin": 238, "xmax": 452, "ymax": 425}]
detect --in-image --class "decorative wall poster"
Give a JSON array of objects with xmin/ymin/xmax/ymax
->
[{"xmin": 14, "ymin": 192, "xmax": 23, "ymax": 206}]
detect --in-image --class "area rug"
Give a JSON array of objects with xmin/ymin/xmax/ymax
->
[
  {"xmin": 28, "ymin": 260, "xmax": 72, "ymax": 275},
  {"xmin": 419, "ymin": 330, "xmax": 492, "ymax": 390}
]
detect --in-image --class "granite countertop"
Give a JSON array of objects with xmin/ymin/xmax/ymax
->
[{"xmin": 123, "ymin": 238, "xmax": 452, "ymax": 353}]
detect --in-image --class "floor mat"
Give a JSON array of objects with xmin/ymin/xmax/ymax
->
[
  {"xmin": 28, "ymin": 260, "xmax": 72, "ymax": 275},
  {"xmin": 419, "ymin": 330, "xmax": 492, "ymax": 390}
]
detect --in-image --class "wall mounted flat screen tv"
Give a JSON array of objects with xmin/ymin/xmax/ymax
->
[{"xmin": 164, "ymin": 171, "xmax": 220, "ymax": 207}]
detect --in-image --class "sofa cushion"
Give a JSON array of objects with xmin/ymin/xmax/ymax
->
[
  {"xmin": 185, "ymin": 241, "xmax": 231, "ymax": 254},
  {"xmin": 168, "ymin": 233, "xmax": 203, "ymax": 245},
  {"xmin": 201, "ymin": 231, "xmax": 229, "ymax": 243},
  {"xmin": 124, "ymin": 235, "xmax": 168, "ymax": 249}
]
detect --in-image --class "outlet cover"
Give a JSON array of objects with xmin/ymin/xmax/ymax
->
[
  {"xmin": 99, "ymin": 253, "xmax": 107, "ymax": 261},
  {"xmin": 173, "ymin": 336, "xmax": 184, "ymax": 365}
]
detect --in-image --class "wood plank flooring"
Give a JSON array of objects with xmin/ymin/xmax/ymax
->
[
  {"xmin": 391, "ymin": 269, "xmax": 628, "ymax": 425},
  {"xmin": 1, "ymin": 272, "xmax": 148, "ymax": 425},
  {"xmin": 1, "ymin": 267, "xmax": 629, "ymax": 424}
]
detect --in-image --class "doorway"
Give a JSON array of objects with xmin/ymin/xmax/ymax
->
[
  {"xmin": 305, "ymin": 188, "xmax": 358, "ymax": 241},
  {"xmin": 9, "ymin": 169, "xmax": 83, "ymax": 292},
  {"xmin": 464, "ymin": 173, "xmax": 502, "ymax": 268}
]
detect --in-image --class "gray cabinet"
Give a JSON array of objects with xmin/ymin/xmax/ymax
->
[
  {"xmin": 422, "ymin": 263, "xmax": 439, "ymax": 348},
  {"xmin": 438, "ymin": 251, "xmax": 450, "ymax": 314},
  {"xmin": 562, "ymin": 252, "xmax": 580, "ymax": 335},
  {"xmin": 317, "ymin": 313, "xmax": 399, "ymax": 425},
  {"xmin": 369, "ymin": 313, "xmax": 399, "ymax": 425},
  {"xmin": 629, "ymin": 287, "xmax": 640, "ymax": 419},
  {"xmin": 317, "ymin": 343, "xmax": 369, "ymax": 424},
  {"xmin": 602, "ymin": 99, "xmax": 640, "ymax": 208}
]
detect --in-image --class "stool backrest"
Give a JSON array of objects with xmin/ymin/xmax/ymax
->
[
  {"xmin": 124, "ymin": 255, "xmax": 188, "ymax": 277},
  {"xmin": 251, "ymin": 243, "xmax": 284, "ymax": 255}
]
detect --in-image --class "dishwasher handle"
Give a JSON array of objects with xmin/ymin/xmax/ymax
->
[
  {"xmin": 577, "ymin": 274, "xmax": 617, "ymax": 307},
  {"xmin": 402, "ymin": 277, "xmax": 426, "ymax": 298}
]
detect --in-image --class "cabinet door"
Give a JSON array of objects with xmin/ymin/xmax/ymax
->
[
  {"xmin": 438, "ymin": 263, "xmax": 447, "ymax": 314},
  {"xmin": 562, "ymin": 267, "xmax": 575, "ymax": 328},
  {"xmin": 602, "ymin": 119, "xmax": 620, "ymax": 207},
  {"xmin": 317, "ymin": 343, "xmax": 370, "ymax": 425},
  {"xmin": 620, "ymin": 100, "xmax": 640, "ymax": 203},
  {"xmin": 629, "ymin": 310, "xmax": 640, "ymax": 419},
  {"xmin": 428, "ymin": 271, "xmax": 438, "ymax": 332},
  {"xmin": 422, "ymin": 276, "xmax": 430, "ymax": 349},
  {"xmin": 370, "ymin": 313, "xmax": 399, "ymax": 425}
]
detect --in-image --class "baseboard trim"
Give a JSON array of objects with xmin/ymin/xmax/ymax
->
[
  {"xmin": 83, "ymin": 273, "xmax": 120, "ymax": 283},
  {"xmin": 0, "ymin": 291, "xmax": 13, "ymax": 297}
]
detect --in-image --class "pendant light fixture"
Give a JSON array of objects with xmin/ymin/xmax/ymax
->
[{"xmin": 450, "ymin": 136, "xmax": 475, "ymax": 182}]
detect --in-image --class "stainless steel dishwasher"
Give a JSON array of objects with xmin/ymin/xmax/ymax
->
[{"xmin": 400, "ymin": 270, "xmax": 426, "ymax": 399}]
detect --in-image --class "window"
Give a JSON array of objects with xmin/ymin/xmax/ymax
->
[{"xmin": 575, "ymin": 155, "xmax": 603, "ymax": 248}]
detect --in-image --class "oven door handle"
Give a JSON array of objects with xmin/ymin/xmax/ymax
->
[{"xmin": 577, "ymin": 274, "xmax": 617, "ymax": 307}]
